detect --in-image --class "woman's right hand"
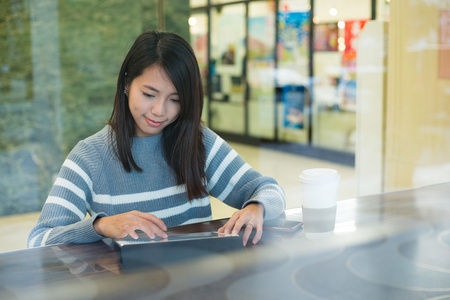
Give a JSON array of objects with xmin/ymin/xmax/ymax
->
[{"xmin": 93, "ymin": 210, "xmax": 168, "ymax": 239}]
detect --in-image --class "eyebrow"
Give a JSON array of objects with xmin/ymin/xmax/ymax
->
[{"xmin": 143, "ymin": 85, "xmax": 178, "ymax": 96}]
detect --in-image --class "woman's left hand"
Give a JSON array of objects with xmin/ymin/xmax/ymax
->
[{"xmin": 218, "ymin": 203, "xmax": 264, "ymax": 246}]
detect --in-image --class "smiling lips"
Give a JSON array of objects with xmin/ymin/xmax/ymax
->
[{"xmin": 145, "ymin": 117, "xmax": 163, "ymax": 127}]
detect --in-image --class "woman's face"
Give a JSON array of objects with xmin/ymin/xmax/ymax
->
[{"xmin": 127, "ymin": 65, "xmax": 181, "ymax": 137}]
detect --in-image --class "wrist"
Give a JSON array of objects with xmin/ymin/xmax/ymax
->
[
  {"xmin": 246, "ymin": 202, "xmax": 265, "ymax": 216},
  {"xmin": 93, "ymin": 216, "xmax": 105, "ymax": 237}
]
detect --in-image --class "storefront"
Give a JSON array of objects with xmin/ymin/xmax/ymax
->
[
  {"xmin": 189, "ymin": 0, "xmax": 390, "ymax": 159},
  {"xmin": 10, "ymin": 0, "xmax": 450, "ymax": 217}
]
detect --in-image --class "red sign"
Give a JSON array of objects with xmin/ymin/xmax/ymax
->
[{"xmin": 344, "ymin": 20, "xmax": 368, "ymax": 61}]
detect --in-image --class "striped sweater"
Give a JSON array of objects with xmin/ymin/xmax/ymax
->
[{"xmin": 28, "ymin": 125, "xmax": 285, "ymax": 247}]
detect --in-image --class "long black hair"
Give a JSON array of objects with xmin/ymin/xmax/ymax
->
[{"xmin": 108, "ymin": 31, "xmax": 206, "ymax": 201}]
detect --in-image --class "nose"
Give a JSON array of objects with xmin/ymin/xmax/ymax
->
[{"xmin": 151, "ymin": 97, "xmax": 165, "ymax": 116}]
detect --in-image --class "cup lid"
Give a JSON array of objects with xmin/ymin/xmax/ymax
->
[{"xmin": 299, "ymin": 168, "xmax": 340, "ymax": 182}]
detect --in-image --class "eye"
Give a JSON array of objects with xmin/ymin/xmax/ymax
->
[
  {"xmin": 171, "ymin": 98, "xmax": 180, "ymax": 103},
  {"xmin": 142, "ymin": 92, "xmax": 155, "ymax": 98}
]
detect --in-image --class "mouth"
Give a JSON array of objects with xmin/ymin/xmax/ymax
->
[{"xmin": 145, "ymin": 117, "xmax": 164, "ymax": 127}]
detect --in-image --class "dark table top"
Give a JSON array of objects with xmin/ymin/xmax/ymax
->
[{"xmin": 1, "ymin": 183, "xmax": 450, "ymax": 300}]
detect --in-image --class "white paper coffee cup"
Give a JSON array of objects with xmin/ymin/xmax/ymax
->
[
  {"xmin": 299, "ymin": 168, "xmax": 340, "ymax": 209},
  {"xmin": 302, "ymin": 206, "xmax": 337, "ymax": 239},
  {"xmin": 299, "ymin": 168, "xmax": 340, "ymax": 239}
]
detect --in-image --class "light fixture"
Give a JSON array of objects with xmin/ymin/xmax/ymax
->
[
  {"xmin": 329, "ymin": 8, "xmax": 338, "ymax": 16},
  {"xmin": 188, "ymin": 17, "xmax": 197, "ymax": 26}
]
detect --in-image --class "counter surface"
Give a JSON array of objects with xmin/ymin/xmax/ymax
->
[{"xmin": 1, "ymin": 183, "xmax": 450, "ymax": 299}]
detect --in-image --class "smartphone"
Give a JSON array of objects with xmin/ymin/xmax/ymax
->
[{"xmin": 263, "ymin": 215, "xmax": 303, "ymax": 233}]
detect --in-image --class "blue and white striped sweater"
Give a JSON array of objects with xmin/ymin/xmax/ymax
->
[{"xmin": 28, "ymin": 125, "xmax": 285, "ymax": 247}]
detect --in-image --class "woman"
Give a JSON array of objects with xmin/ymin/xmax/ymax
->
[{"xmin": 28, "ymin": 31, "xmax": 285, "ymax": 248}]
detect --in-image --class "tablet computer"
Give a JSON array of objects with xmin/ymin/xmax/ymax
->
[
  {"xmin": 114, "ymin": 231, "xmax": 243, "ymax": 272},
  {"xmin": 114, "ymin": 231, "xmax": 236, "ymax": 247}
]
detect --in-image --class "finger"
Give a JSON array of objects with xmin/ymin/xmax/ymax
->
[
  {"xmin": 222, "ymin": 214, "xmax": 240, "ymax": 235},
  {"xmin": 141, "ymin": 222, "xmax": 168, "ymax": 239},
  {"xmin": 141, "ymin": 228, "xmax": 156, "ymax": 239},
  {"xmin": 124, "ymin": 226, "xmax": 140, "ymax": 239},
  {"xmin": 153, "ymin": 226, "xmax": 168, "ymax": 239},
  {"xmin": 231, "ymin": 217, "xmax": 248, "ymax": 235},
  {"xmin": 242, "ymin": 223, "xmax": 254, "ymax": 246},
  {"xmin": 252, "ymin": 224, "xmax": 263, "ymax": 245},
  {"xmin": 135, "ymin": 211, "xmax": 168, "ymax": 231}
]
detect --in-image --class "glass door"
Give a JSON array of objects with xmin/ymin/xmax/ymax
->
[
  {"xmin": 209, "ymin": 3, "xmax": 246, "ymax": 135},
  {"xmin": 277, "ymin": 0, "xmax": 311, "ymax": 144},
  {"xmin": 247, "ymin": 1, "xmax": 277, "ymax": 139},
  {"xmin": 312, "ymin": 0, "xmax": 371, "ymax": 152},
  {"xmin": 189, "ymin": 12, "xmax": 209, "ymax": 123}
]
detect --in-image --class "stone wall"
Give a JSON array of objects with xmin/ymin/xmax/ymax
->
[{"xmin": 0, "ymin": 0, "xmax": 189, "ymax": 216}]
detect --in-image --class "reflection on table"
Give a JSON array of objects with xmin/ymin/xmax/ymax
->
[{"xmin": 1, "ymin": 183, "xmax": 450, "ymax": 299}]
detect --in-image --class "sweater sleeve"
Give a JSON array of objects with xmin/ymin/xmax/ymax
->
[
  {"xmin": 28, "ymin": 141, "xmax": 105, "ymax": 248},
  {"xmin": 203, "ymin": 126, "xmax": 286, "ymax": 220}
]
